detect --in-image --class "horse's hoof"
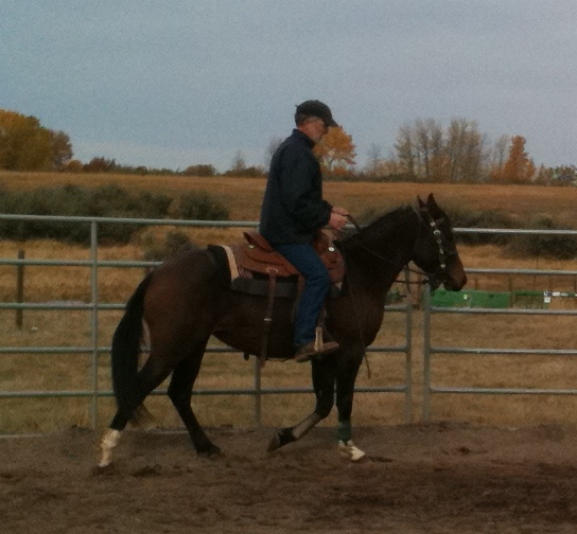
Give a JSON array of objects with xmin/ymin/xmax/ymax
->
[
  {"xmin": 267, "ymin": 432, "xmax": 281, "ymax": 452},
  {"xmin": 267, "ymin": 428, "xmax": 295, "ymax": 452},
  {"xmin": 338, "ymin": 440, "xmax": 366, "ymax": 462},
  {"xmin": 197, "ymin": 445, "xmax": 222, "ymax": 459}
]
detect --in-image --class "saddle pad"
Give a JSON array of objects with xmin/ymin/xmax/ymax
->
[{"xmin": 218, "ymin": 243, "xmax": 342, "ymax": 299}]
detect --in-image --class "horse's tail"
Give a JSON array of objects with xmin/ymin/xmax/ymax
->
[{"xmin": 111, "ymin": 273, "xmax": 153, "ymax": 419}]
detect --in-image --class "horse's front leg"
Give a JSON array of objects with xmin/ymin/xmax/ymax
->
[
  {"xmin": 335, "ymin": 351, "xmax": 366, "ymax": 461},
  {"xmin": 267, "ymin": 356, "xmax": 337, "ymax": 452}
]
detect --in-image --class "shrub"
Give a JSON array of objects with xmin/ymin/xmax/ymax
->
[
  {"xmin": 141, "ymin": 231, "xmax": 198, "ymax": 262},
  {"xmin": 222, "ymin": 166, "xmax": 265, "ymax": 178},
  {"xmin": 443, "ymin": 206, "xmax": 516, "ymax": 246},
  {"xmin": 0, "ymin": 185, "xmax": 229, "ymax": 244},
  {"xmin": 173, "ymin": 191, "xmax": 229, "ymax": 221},
  {"xmin": 183, "ymin": 164, "xmax": 216, "ymax": 177},
  {"xmin": 0, "ymin": 185, "xmax": 172, "ymax": 244},
  {"xmin": 505, "ymin": 217, "xmax": 577, "ymax": 259}
]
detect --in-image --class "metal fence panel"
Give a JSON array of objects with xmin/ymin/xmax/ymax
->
[
  {"xmin": 0, "ymin": 214, "xmax": 413, "ymax": 433},
  {"xmin": 422, "ymin": 226, "xmax": 577, "ymax": 420}
]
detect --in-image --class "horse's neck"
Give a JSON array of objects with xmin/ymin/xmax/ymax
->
[{"xmin": 343, "ymin": 207, "xmax": 419, "ymax": 287}]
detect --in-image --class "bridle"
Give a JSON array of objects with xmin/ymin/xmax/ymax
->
[
  {"xmin": 338, "ymin": 209, "xmax": 457, "ymax": 379},
  {"xmin": 416, "ymin": 209, "xmax": 459, "ymax": 289},
  {"xmin": 343, "ymin": 209, "xmax": 457, "ymax": 377},
  {"xmin": 345, "ymin": 209, "xmax": 456, "ymax": 288}
]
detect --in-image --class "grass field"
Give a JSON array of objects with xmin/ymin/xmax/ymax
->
[
  {"xmin": 4, "ymin": 170, "xmax": 577, "ymax": 224},
  {"xmin": 2, "ymin": 171, "xmax": 577, "ymax": 435}
]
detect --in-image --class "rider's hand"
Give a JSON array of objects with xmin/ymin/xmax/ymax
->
[
  {"xmin": 331, "ymin": 206, "xmax": 350, "ymax": 217},
  {"xmin": 329, "ymin": 211, "xmax": 348, "ymax": 231}
]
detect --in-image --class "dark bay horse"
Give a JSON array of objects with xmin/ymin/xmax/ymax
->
[{"xmin": 99, "ymin": 194, "xmax": 466, "ymax": 466}]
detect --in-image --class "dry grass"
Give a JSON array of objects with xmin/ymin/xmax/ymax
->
[
  {"xmin": 2, "ymin": 172, "xmax": 577, "ymax": 434},
  {"xmin": 4, "ymin": 170, "xmax": 577, "ymax": 223}
]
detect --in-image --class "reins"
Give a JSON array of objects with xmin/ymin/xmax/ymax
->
[{"xmin": 344, "ymin": 212, "xmax": 437, "ymax": 283}]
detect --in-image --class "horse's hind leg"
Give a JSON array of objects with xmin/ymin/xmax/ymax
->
[
  {"xmin": 99, "ymin": 357, "xmax": 173, "ymax": 467},
  {"xmin": 167, "ymin": 343, "xmax": 221, "ymax": 457}
]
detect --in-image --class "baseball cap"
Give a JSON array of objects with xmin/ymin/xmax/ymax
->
[{"xmin": 295, "ymin": 100, "xmax": 338, "ymax": 127}]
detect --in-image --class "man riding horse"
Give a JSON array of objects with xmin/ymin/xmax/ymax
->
[{"xmin": 260, "ymin": 100, "xmax": 349, "ymax": 362}]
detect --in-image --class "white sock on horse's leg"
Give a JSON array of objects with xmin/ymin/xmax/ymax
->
[
  {"xmin": 338, "ymin": 440, "xmax": 366, "ymax": 461},
  {"xmin": 99, "ymin": 429, "xmax": 121, "ymax": 467}
]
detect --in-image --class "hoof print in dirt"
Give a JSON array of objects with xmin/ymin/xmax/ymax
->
[
  {"xmin": 132, "ymin": 464, "xmax": 162, "ymax": 477},
  {"xmin": 197, "ymin": 447, "xmax": 223, "ymax": 460},
  {"xmin": 91, "ymin": 463, "xmax": 118, "ymax": 476}
]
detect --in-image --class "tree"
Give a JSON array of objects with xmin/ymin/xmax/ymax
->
[
  {"xmin": 364, "ymin": 143, "xmax": 384, "ymax": 178},
  {"xmin": 394, "ymin": 118, "xmax": 488, "ymax": 182},
  {"xmin": 446, "ymin": 118, "xmax": 486, "ymax": 183},
  {"xmin": 488, "ymin": 134, "xmax": 509, "ymax": 170},
  {"xmin": 49, "ymin": 130, "xmax": 73, "ymax": 170},
  {"xmin": 83, "ymin": 157, "xmax": 117, "ymax": 173},
  {"xmin": 223, "ymin": 150, "xmax": 265, "ymax": 177},
  {"xmin": 0, "ymin": 109, "xmax": 74, "ymax": 171},
  {"xmin": 62, "ymin": 159, "xmax": 84, "ymax": 173},
  {"xmin": 394, "ymin": 120, "xmax": 440, "ymax": 180},
  {"xmin": 0, "ymin": 109, "xmax": 53, "ymax": 170},
  {"xmin": 551, "ymin": 165, "xmax": 577, "ymax": 185},
  {"xmin": 427, "ymin": 120, "xmax": 447, "ymax": 181},
  {"xmin": 183, "ymin": 164, "xmax": 216, "ymax": 177},
  {"xmin": 313, "ymin": 126, "xmax": 356, "ymax": 176},
  {"xmin": 533, "ymin": 164, "xmax": 553, "ymax": 185},
  {"xmin": 415, "ymin": 118, "xmax": 445, "ymax": 181},
  {"xmin": 493, "ymin": 135, "xmax": 535, "ymax": 183},
  {"xmin": 230, "ymin": 150, "xmax": 246, "ymax": 173},
  {"xmin": 394, "ymin": 124, "xmax": 417, "ymax": 178},
  {"xmin": 366, "ymin": 158, "xmax": 407, "ymax": 181}
]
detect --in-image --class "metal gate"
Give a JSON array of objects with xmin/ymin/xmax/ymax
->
[
  {"xmin": 4, "ymin": 215, "xmax": 577, "ymax": 433},
  {"xmin": 0, "ymin": 214, "xmax": 413, "ymax": 434},
  {"xmin": 422, "ymin": 227, "xmax": 577, "ymax": 420}
]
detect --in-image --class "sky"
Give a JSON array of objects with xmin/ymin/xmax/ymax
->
[{"xmin": 2, "ymin": 0, "xmax": 576, "ymax": 173}]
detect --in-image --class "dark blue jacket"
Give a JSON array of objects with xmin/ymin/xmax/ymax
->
[{"xmin": 259, "ymin": 129, "xmax": 332, "ymax": 245}]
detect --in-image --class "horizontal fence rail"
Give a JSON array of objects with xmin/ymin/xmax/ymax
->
[
  {"xmin": 0, "ymin": 213, "xmax": 413, "ymax": 433},
  {"xmin": 3, "ymin": 214, "xmax": 577, "ymax": 432},
  {"xmin": 421, "ymin": 226, "xmax": 577, "ymax": 420}
]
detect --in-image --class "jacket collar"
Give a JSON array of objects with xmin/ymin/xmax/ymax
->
[{"xmin": 292, "ymin": 128, "xmax": 316, "ymax": 147}]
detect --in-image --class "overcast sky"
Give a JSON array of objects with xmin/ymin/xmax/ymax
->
[{"xmin": 2, "ymin": 1, "xmax": 575, "ymax": 172}]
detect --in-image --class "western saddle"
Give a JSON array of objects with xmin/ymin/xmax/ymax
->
[{"xmin": 221, "ymin": 230, "xmax": 345, "ymax": 364}]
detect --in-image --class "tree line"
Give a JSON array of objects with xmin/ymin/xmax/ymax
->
[
  {"xmin": 365, "ymin": 118, "xmax": 575, "ymax": 185},
  {"xmin": 1, "ymin": 107, "xmax": 574, "ymax": 185}
]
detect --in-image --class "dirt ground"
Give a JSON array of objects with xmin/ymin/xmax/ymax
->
[{"xmin": 2, "ymin": 423, "xmax": 577, "ymax": 534}]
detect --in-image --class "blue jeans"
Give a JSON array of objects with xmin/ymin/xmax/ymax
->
[{"xmin": 273, "ymin": 242, "xmax": 330, "ymax": 349}]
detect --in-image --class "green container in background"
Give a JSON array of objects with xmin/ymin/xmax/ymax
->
[{"xmin": 430, "ymin": 289, "xmax": 511, "ymax": 308}]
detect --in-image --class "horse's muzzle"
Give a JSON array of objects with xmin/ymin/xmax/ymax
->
[{"xmin": 442, "ymin": 258, "xmax": 467, "ymax": 291}]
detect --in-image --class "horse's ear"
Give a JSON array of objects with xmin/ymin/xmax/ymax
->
[
  {"xmin": 417, "ymin": 196, "xmax": 426, "ymax": 209},
  {"xmin": 426, "ymin": 193, "xmax": 437, "ymax": 208}
]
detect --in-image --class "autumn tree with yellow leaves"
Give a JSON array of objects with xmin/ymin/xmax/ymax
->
[
  {"xmin": 491, "ymin": 135, "xmax": 536, "ymax": 183},
  {"xmin": 0, "ymin": 109, "xmax": 73, "ymax": 171},
  {"xmin": 314, "ymin": 126, "xmax": 356, "ymax": 177}
]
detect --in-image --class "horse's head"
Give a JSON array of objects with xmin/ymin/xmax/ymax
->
[{"xmin": 412, "ymin": 194, "xmax": 467, "ymax": 291}]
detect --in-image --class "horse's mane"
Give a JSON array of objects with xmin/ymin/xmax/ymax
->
[{"xmin": 341, "ymin": 204, "xmax": 416, "ymax": 246}]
